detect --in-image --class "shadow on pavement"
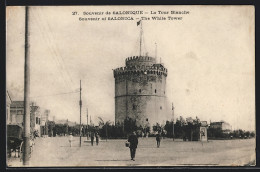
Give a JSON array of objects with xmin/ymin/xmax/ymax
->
[
  {"xmin": 60, "ymin": 145, "xmax": 92, "ymax": 147},
  {"xmin": 138, "ymin": 146, "xmax": 166, "ymax": 148},
  {"xmin": 95, "ymin": 160, "xmax": 130, "ymax": 161}
]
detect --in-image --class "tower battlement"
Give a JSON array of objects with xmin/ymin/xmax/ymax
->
[
  {"xmin": 114, "ymin": 56, "xmax": 167, "ymax": 78},
  {"xmin": 125, "ymin": 56, "xmax": 156, "ymax": 63},
  {"xmin": 113, "ymin": 66, "xmax": 167, "ymax": 77},
  {"xmin": 125, "ymin": 56, "xmax": 156, "ymax": 67}
]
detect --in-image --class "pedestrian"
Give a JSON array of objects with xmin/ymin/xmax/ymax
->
[
  {"xmin": 33, "ymin": 130, "xmax": 37, "ymax": 140},
  {"xmin": 90, "ymin": 132, "xmax": 94, "ymax": 146},
  {"xmin": 156, "ymin": 132, "xmax": 161, "ymax": 148},
  {"xmin": 69, "ymin": 133, "xmax": 73, "ymax": 147},
  {"xmin": 95, "ymin": 132, "xmax": 99, "ymax": 145},
  {"xmin": 128, "ymin": 131, "xmax": 138, "ymax": 161}
]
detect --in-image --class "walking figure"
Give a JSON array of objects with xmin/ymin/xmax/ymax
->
[
  {"xmin": 90, "ymin": 132, "xmax": 94, "ymax": 146},
  {"xmin": 95, "ymin": 132, "xmax": 99, "ymax": 145},
  {"xmin": 156, "ymin": 132, "xmax": 161, "ymax": 148},
  {"xmin": 128, "ymin": 131, "xmax": 138, "ymax": 161},
  {"xmin": 69, "ymin": 133, "xmax": 73, "ymax": 147}
]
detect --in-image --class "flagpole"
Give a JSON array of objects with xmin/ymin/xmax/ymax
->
[{"xmin": 139, "ymin": 20, "xmax": 142, "ymax": 56}]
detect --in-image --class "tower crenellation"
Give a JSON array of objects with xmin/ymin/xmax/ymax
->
[{"xmin": 114, "ymin": 56, "xmax": 167, "ymax": 78}]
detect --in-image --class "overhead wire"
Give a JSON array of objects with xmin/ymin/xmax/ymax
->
[
  {"xmin": 32, "ymin": 9, "xmax": 71, "ymax": 91},
  {"xmin": 41, "ymin": 12, "xmax": 74, "ymax": 91},
  {"xmin": 40, "ymin": 8, "xmax": 75, "ymax": 91},
  {"xmin": 12, "ymin": 90, "xmax": 79, "ymax": 100},
  {"xmin": 30, "ymin": 91, "xmax": 80, "ymax": 99},
  {"xmin": 34, "ymin": 8, "xmax": 74, "ymax": 91}
]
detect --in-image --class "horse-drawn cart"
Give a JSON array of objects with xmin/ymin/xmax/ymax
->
[
  {"xmin": 7, "ymin": 124, "xmax": 23, "ymax": 158},
  {"xmin": 7, "ymin": 124, "xmax": 35, "ymax": 161}
]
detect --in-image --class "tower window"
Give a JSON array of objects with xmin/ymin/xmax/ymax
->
[
  {"xmin": 155, "ymin": 89, "xmax": 157, "ymax": 93},
  {"xmin": 164, "ymin": 91, "xmax": 165, "ymax": 94},
  {"xmin": 139, "ymin": 89, "xmax": 141, "ymax": 93},
  {"xmin": 133, "ymin": 105, "xmax": 137, "ymax": 110},
  {"xmin": 160, "ymin": 106, "xmax": 162, "ymax": 110}
]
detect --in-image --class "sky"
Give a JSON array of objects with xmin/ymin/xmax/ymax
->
[{"xmin": 6, "ymin": 6, "xmax": 255, "ymax": 131}]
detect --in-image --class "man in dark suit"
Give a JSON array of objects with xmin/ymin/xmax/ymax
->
[
  {"xmin": 156, "ymin": 132, "xmax": 162, "ymax": 148},
  {"xmin": 95, "ymin": 132, "xmax": 99, "ymax": 145},
  {"xmin": 128, "ymin": 131, "xmax": 138, "ymax": 161},
  {"xmin": 90, "ymin": 132, "xmax": 94, "ymax": 146}
]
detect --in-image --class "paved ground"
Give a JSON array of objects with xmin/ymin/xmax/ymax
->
[{"xmin": 7, "ymin": 137, "xmax": 256, "ymax": 167}]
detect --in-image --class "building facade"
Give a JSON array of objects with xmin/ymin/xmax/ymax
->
[
  {"xmin": 10, "ymin": 101, "xmax": 24, "ymax": 125},
  {"xmin": 10, "ymin": 101, "xmax": 41, "ymax": 134},
  {"xmin": 30, "ymin": 103, "xmax": 41, "ymax": 134},
  {"xmin": 210, "ymin": 121, "xmax": 232, "ymax": 133},
  {"xmin": 113, "ymin": 56, "xmax": 169, "ymax": 127},
  {"xmin": 6, "ymin": 91, "xmax": 12, "ymax": 124},
  {"xmin": 40, "ymin": 110, "xmax": 50, "ymax": 136}
]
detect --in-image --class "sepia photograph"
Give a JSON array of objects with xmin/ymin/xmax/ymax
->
[{"xmin": 6, "ymin": 5, "xmax": 255, "ymax": 167}]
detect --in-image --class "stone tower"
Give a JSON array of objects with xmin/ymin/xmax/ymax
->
[{"xmin": 113, "ymin": 56, "xmax": 168, "ymax": 127}]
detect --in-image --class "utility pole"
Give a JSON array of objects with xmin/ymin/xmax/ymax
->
[
  {"xmin": 79, "ymin": 80, "xmax": 82, "ymax": 147},
  {"xmin": 172, "ymin": 102, "xmax": 175, "ymax": 141},
  {"xmin": 106, "ymin": 123, "xmax": 108, "ymax": 141},
  {"xmin": 155, "ymin": 42, "xmax": 157, "ymax": 62},
  {"xmin": 23, "ymin": 6, "xmax": 30, "ymax": 165},
  {"xmin": 86, "ymin": 108, "xmax": 89, "ymax": 140},
  {"xmin": 66, "ymin": 119, "xmax": 68, "ymax": 135},
  {"xmin": 45, "ymin": 110, "xmax": 49, "ymax": 137}
]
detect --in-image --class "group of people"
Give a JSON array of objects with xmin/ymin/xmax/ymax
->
[
  {"xmin": 67, "ymin": 130, "xmax": 162, "ymax": 161},
  {"xmin": 90, "ymin": 132, "xmax": 99, "ymax": 146},
  {"xmin": 68, "ymin": 131, "xmax": 100, "ymax": 147}
]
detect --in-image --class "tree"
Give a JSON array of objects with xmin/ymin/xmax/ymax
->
[
  {"xmin": 98, "ymin": 117, "xmax": 112, "ymax": 140},
  {"xmin": 152, "ymin": 123, "xmax": 163, "ymax": 133},
  {"xmin": 54, "ymin": 124, "xmax": 67, "ymax": 136},
  {"xmin": 47, "ymin": 121, "xmax": 55, "ymax": 137},
  {"xmin": 174, "ymin": 117, "xmax": 186, "ymax": 139},
  {"xmin": 182, "ymin": 117, "xmax": 200, "ymax": 141},
  {"xmin": 250, "ymin": 131, "xmax": 255, "ymax": 138},
  {"xmin": 164, "ymin": 120, "xmax": 173, "ymax": 138},
  {"xmin": 124, "ymin": 117, "xmax": 137, "ymax": 135}
]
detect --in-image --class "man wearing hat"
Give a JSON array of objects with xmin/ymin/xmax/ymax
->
[{"xmin": 128, "ymin": 131, "xmax": 138, "ymax": 161}]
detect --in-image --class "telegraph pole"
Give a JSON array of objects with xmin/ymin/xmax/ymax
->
[
  {"xmin": 86, "ymin": 108, "xmax": 89, "ymax": 140},
  {"xmin": 172, "ymin": 102, "xmax": 175, "ymax": 141},
  {"xmin": 23, "ymin": 6, "xmax": 30, "ymax": 165},
  {"xmin": 155, "ymin": 42, "xmax": 157, "ymax": 63},
  {"xmin": 79, "ymin": 80, "xmax": 82, "ymax": 147},
  {"xmin": 45, "ymin": 111, "xmax": 49, "ymax": 136}
]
